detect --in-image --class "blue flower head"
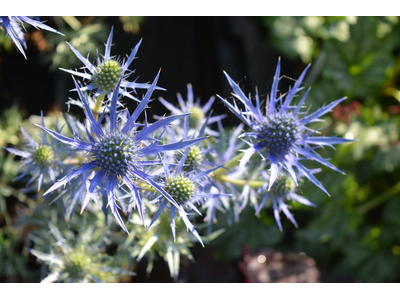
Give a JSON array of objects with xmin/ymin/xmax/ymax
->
[
  {"xmin": 60, "ymin": 27, "xmax": 164, "ymax": 102},
  {"xmin": 218, "ymin": 58, "xmax": 354, "ymax": 195},
  {"xmin": 29, "ymin": 221, "xmax": 134, "ymax": 283},
  {"xmin": 146, "ymin": 144, "xmax": 226, "ymax": 246},
  {"xmin": 165, "ymin": 111, "xmax": 212, "ymax": 171},
  {"xmin": 158, "ymin": 83, "xmax": 225, "ymax": 136},
  {"xmin": 37, "ymin": 72, "xmax": 204, "ymax": 233},
  {"xmin": 4, "ymin": 112, "xmax": 71, "ymax": 191},
  {"xmin": 159, "ymin": 113, "xmax": 234, "ymax": 234},
  {"xmin": 0, "ymin": 16, "xmax": 63, "ymax": 59},
  {"xmin": 256, "ymin": 169, "xmax": 319, "ymax": 231}
]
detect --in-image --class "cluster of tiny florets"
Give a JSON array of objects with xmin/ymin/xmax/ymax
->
[
  {"xmin": 188, "ymin": 106, "xmax": 205, "ymax": 128},
  {"xmin": 254, "ymin": 114, "xmax": 301, "ymax": 156},
  {"xmin": 92, "ymin": 60, "xmax": 122, "ymax": 92},
  {"xmin": 91, "ymin": 133, "xmax": 136, "ymax": 176},
  {"xmin": 63, "ymin": 250, "xmax": 92, "ymax": 280},
  {"xmin": 178, "ymin": 146, "xmax": 203, "ymax": 170},
  {"xmin": 270, "ymin": 176, "xmax": 296, "ymax": 198},
  {"xmin": 164, "ymin": 175, "xmax": 196, "ymax": 205},
  {"xmin": 33, "ymin": 145, "xmax": 55, "ymax": 168},
  {"xmin": 186, "ymin": 146, "xmax": 203, "ymax": 168}
]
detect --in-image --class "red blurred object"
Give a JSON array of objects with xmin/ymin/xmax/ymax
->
[
  {"xmin": 388, "ymin": 104, "xmax": 400, "ymax": 115},
  {"xmin": 332, "ymin": 100, "xmax": 361, "ymax": 126},
  {"xmin": 238, "ymin": 246, "xmax": 320, "ymax": 283}
]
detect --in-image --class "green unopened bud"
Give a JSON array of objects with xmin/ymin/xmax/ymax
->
[
  {"xmin": 33, "ymin": 145, "xmax": 54, "ymax": 168},
  {"xmin": 188, "ymin": 106, "xmax": 205, "ymax": 128},
  {"xmin": 63, "ymin": 250, "xmax": 91, "ymax": 280},
  {"xmin": 270, "ymin": 176, "xmax": 296, "ymax": 198},
  {"xmin": 93, "ymin": 60, "xmax": 122, "ymax": 92},
  {"xmin": 177, "ymin": 146, "xmax": 203, "ymax": 170},
  {"xmin": 164, "ymin": 175, "xmax": 196, "ymax": 205}
]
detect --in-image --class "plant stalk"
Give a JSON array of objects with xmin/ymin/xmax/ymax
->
[
  {"xmin": 93, "ymin": 92, "xmax": 106, "ymax": 121},
  {"xmin": 357, "ymin": 180, "xmax": 400, "ymax": 214}
]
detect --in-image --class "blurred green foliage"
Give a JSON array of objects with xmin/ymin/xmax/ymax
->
[
  {"xmin": 119, "ymin": 16, "xmax": 144, "ymax": 35},
  {"xmin": 0, "ymin": 106, "xmax": 36, "ymax": 281},
  {"xmin": 39, "ymin": 16, "xmax": 109, "ymax": 70},
  {"xmin": 0, "ymin": 106, "xmax": 31, "ymax": 228},
  {"xmin": 0, "ymin": 28, "xmax": 14, "ymax": 56}
]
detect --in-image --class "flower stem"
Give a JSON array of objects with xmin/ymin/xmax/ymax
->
[
  {"xmin": 212, "ymin": 152, "xmax": 244, "ymax": 178},
  {"xmin": 210, "ymin": 152, "xmax": 265, "ymax": 189},
  {"xmin": 384, "ymin": 87, "xmax": 400, "ymax": 103},
  {"xmin": 138, "ymin": 181, "xmax": 156, "ymax": 192},
  {"xmin": 61, "ymin": 16, "xmax": 81, "ymax": 30},
  {"xmin": 93, "ymin": 92, "xmax": 106, "ymax": 121},
  {"xmin": 0, "ymin": 196, "xmax": 11, "ymax": 227},
  {"xmin": 357, "ymin": 180, "xmax": 400, "ymax": 214},
  {"xmin": 218, "ymin": 174, "xmax": 264, "ymax": 189}
]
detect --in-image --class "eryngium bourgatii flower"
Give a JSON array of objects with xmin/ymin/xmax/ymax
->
[
  {"xmin": 157, "ymin": 83, "xmax": 225, "ymax": 136},
  {"xmin": 218, "ymin": 58, "xmax": 354, "ymax": 195},
  {"xmin": 256, "ymin": 171, "xmax": 318, "ymax": 231},
  {"xmin": 4, "ymin": 112, "xmax": 68, "ymax": 191},
  {"xmin": 146, "ymin": 149, "xmax": 226, "ymax": 245},
  {"xmin": 29, "ymin": 222, "xmax": 134, "ymax": 283},
  {"xmin": 60, "ymin": 27, "xmax": 164, "ymax": 102},
  {"xmin": 37, "ymin": 72, "xmax": 204, "ymax": 233}
]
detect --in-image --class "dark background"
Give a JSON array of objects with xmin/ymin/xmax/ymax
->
[{"xmin": 0, "ymin": 16, "xmax": 300, "ymax": 124}]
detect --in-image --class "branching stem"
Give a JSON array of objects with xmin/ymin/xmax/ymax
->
[
  {"xmin": 218, "ymin": 174, "xmax": 264, "ymax": 189},
  {"xmin": 211, "ymin": 152, "xmax": 264, "ymax": 188},
  {"xmin": 357, "ymin": 180, "xmax": 400, "ymax": 214}
]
